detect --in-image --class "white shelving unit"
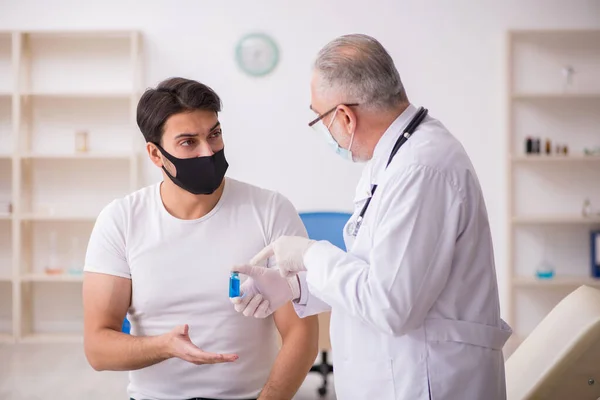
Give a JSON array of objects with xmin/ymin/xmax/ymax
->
[
  {"xmin": 0, "ymin": 30, "xmax": 143, "ymax": 343},
  {"xmin": 506, "ymin": 29, "xmax": 600, "ymax": 346}
]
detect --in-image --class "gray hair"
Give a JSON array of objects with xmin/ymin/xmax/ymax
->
[{"xmin": 314, "ymin": 34, "xmax": 408, "ymax": 110}]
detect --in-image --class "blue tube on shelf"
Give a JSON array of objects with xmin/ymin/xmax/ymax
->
[
  {"xmin": 229, "ymin": 271, "xmax": 240, "ymax": 298},
  {"xmin": 591, "ymin": 230, "xmax": 600, "ymax": 278}
]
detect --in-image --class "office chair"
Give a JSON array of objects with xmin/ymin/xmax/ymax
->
[{"xmin": 299, "ymin": 211, "xmax": 352, "ymax": 398}]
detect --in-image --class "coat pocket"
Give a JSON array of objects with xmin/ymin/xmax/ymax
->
[{"xmin": 334, "ymin": 358, "xmax": 396, "ymax": 400}]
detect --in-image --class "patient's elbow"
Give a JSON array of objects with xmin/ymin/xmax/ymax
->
[{"xmin": 84, "ymin": 337, "xmax": 107, "ymax": 371}]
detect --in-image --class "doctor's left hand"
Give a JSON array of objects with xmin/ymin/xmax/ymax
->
[
  {"xmin": 250, "ymin": 236, "xmax": 315, "ymax": 278},
  {"xmin": 230, "ymin": 264, "xmax": 300, "ymax": 318}
]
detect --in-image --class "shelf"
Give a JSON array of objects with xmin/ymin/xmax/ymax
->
[
  {"xmin": 511, "ymin": 155, "xmax": 600, "ymax": 163},
  {"xmin": 512, "ymin": 93, "xmax": 600, "ymax": 100},
  {"xmin": 3, "ymin": 29, "xmax": 142, "ymax": 343},
  {"xmin": 21, "ymin": 273, "xmax": 83, "ymax": 283},
  {"xmin": 21, "ymin": 153, "xmax": 131, "ymax": 160},
  {"xmin": 0, "ymin": 333, "xmax": 14, "ymax": 343},
  {"xmin": 512, "ymin": 216, "xmax": 600, "ymax": 225},
  {"xmin": 21, "ymin": 92, "xmax": 131, "ymax": 99},
  {"xmin": 21, "ymin": 214, "xmax": 98, "ymax": 222},
  {"xmin": 20, "ymin": 333, "xmax": 83, "ymax": 344},
  {"xmin": 513, "ymin": 276, "xmax": 600, "ymax": 288},
  {"xmin": 24, "ymin": 30, "xmax": 135, "ymax": 39}
]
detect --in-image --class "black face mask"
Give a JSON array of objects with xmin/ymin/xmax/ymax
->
[{"xmin": 153, "ymin": 143, "xmax": 229, "ymax": 195}]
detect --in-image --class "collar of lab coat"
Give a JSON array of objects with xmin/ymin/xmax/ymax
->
[
  {"xmin": 369, "ymin": 103, "xmax": 419, "ymax": 182},
  {"xmin": 372, "ymin": 103, "xmax": 419, "ymax": 165},
  {"xmin": 352, "ymin": 103, "xmax": 419, "ymax": 204}
]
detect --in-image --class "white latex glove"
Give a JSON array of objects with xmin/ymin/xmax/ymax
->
[
  {"xmin": 229, "ymin": 264, "xmax": 301, "ymax": 318},
  {"xmin": 250, "ymin": 236, "xmax": 315, "ymax": 278}
]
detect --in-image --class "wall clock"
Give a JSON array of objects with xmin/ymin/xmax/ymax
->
[{"xmin": 235, "ymin": 33, "xmax": 280, "ymax": 77}]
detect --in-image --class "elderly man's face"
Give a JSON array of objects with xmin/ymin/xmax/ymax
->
[{"xmin": 309, "ymin": 71, "xmax": 355, "ymax": 153}]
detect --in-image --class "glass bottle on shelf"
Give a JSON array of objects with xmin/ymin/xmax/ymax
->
[
  {"xmin": 535, "ymin": 233, "xmax": 555, "ymax": 280},
  {"xmin": 561, "ymin": 65, "xmax": 575, "ymax": 93},
  {"xmin": 582, "ymin": 199, "xmax": 593, "ymax": 217},
  {"xmin": 68, "ymin": 236, "xmax": 83, "ymax": 275},
  {"xmin": 75, "ymin": 130, "xmax": 89, "ymax": 153},
  {"xmin": 45, "ymin": 230, "xmax": 63, "ymax": 275}
]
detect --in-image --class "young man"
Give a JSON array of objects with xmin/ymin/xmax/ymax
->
[{"xmin": 82, "ymin": 77, "xmax": 319, "ymax": 400}]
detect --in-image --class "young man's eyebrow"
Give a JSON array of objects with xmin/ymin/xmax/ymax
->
[
  {"xmin": 173, "ymin": 122, "xmax": 221, "ymax": 140},
  {"xmin": 173, "ymin": 133, "xmax": 198, "ymax": 140}
]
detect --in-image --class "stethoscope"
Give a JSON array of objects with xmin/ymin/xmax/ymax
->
[{"xmin": 347, "ymin": 106, "xmax": 429, "ymax": 237}]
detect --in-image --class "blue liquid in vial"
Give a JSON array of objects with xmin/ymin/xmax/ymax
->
[
  {"xmin": 229, "ymin": 272, "xmax": 240, "ymax": 297},
  {"xmin": 535, "ymin": 270, "xmax": 554, "ymax": 280}
]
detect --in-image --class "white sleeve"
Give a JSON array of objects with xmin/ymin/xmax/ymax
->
[
  {"xmin": 303, "ymin": 164, "xmax": 461, "ymax": 335},
  {"xmin": 266, "ymin": 193, "xmax": 308, "ymax": 245},
  {"xmin": 267, "ymin": 193, "xmax": 332, "ymax": 316},
  {"xmin": 84, "ymin": 200, "xmax": 131, "ymax": 279},
  {"xmin": 294, "ymin": 271, "xmax": 332, "ymax": 317}
]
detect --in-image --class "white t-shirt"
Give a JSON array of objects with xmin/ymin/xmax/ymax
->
[{"xmin": 84, "ymin": 178, "xmax": 307, "ymax": 400}]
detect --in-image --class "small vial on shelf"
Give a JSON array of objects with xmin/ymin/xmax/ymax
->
[
  {"xmin": 545, "ymin": 139, "xmax": 551, "ymax": 155},
  {"xmin": 68, "ymin": 236, "xmax": 83, "ymax": 275},
  {"xmin": 45, "ymin": 231, "xmax": 63, "ymax": 275},
  {"xmin": 582, "ymin": 199, "xmax": 592, "ymax": 217},
  {"xmin": 229, "ymin": 271, "xmax": 240, "ymax": 298},
  {"xmin": 75, "ymin": 130, "xmax": 89, "ymax": 153},
  {"xmin": 525, "ymin": 137, "xmax": 533, "ymax": 154}
]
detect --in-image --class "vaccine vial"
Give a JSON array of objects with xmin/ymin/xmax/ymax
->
[{"xmin": 229, "ymin": 272, "xmax": 240, "ymax": 298}]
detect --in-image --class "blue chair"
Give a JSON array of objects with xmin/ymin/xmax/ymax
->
[
  {"xmin": 122, "ymin": 318, "xmax": 131, "ymax": 334},
  {"xmin": 299, "ymin": 212, "xmax": 351, "ymax": 251},
  {"xmin": 299, "ymin": 211, "xmax": 352, "ymax": 397}
]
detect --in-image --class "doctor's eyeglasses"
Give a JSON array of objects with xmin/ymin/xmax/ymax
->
[{"xmin": 308, "ymin": 103, "xmax": 360, "ymax": 127}]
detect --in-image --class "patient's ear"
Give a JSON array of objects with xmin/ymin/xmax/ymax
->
[{"xmin": 146, "ymin": 143, "xmax": 167, "ymax": 171}]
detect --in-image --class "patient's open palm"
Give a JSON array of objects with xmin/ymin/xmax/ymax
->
[{"xmin": 168, "ymin": 324, "xmax": 238, "ymax": 365}]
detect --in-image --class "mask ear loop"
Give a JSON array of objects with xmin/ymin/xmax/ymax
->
[
  {"xmin": 342, "ymin": 107, "xmax": 355, "ymax": 154},
  {"xmin": 347, "ymin": 129, "xmax": 355, "ymax": 154}
]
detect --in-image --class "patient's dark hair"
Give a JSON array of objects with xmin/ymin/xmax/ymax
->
[{"xmin": 136, "ymin": 77, "xmax": 222, "ymax": 144}]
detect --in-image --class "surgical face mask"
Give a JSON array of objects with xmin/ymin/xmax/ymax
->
[
  {"xmin": 312, "ymin": 109, "xmax": 355, "ymax": 161},
  {"xmin": 153, "ymin": 143, "xmax": 229, "ymax": 195}
]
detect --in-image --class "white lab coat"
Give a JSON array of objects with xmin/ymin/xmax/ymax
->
[{"xmin": 294, "ymin": 104, "xmax": 512, "ymax": 400}]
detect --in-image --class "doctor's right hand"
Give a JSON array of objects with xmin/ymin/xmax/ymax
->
[
  {"xmin": 230, "ymin": 264, "xmax": 301, "ymax": 318},
  {"xmin": 164, "ymin": 324, "xmax": 239, "ymax": 365},
  {"xmin": 249, "ymin": 236, "xmax": 315, "ymax": 278}
]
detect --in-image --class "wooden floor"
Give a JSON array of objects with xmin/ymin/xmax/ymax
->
[{"xmin": 0, "ymin": 343, "xmax": 336, "ymax": 400}]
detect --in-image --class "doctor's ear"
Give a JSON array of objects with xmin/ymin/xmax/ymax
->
[{"xmin": 338, "ymin": 105, "xmax": 357, "ymax": 135}]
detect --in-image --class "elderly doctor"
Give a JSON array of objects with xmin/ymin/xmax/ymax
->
[{"xmin": 230, "ymin": 34, "xmax": 512, "ymax": 400}]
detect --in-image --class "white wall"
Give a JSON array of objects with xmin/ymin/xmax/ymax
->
[{"xmin": 1, "ymin": 0, "xmax": 599, "ymax": 316}]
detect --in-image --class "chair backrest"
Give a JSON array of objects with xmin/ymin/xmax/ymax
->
[
  {"xmin": 299, "ymin": 212, "xmax": 352, "ymax": 251},
  {"xmin": 505, "ymin": 285, "xmax": 600, "ymax": 400},
  {"xmin": 122, "ymin": 317, "xmax": 131, "ymax": 334}
]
